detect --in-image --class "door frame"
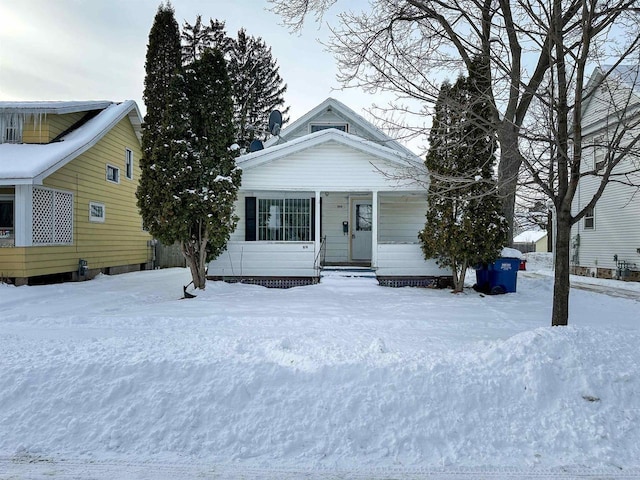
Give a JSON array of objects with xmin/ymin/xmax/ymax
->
[{"xmin": 349, "ymin": 196, "xmax": 373, "ymax": 262}]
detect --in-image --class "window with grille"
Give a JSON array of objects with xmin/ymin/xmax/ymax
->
[
  {"xmin": 125, "ymin": 148, "xmax": 133, "ymax": 179},
  {"xmin": 258, "ymin": 198, "xmax": 311, "ymax": 241},
  {"xmin": 107, "ymin": 164, "xmax": 120, "ymax": 183},
  {"xmin": 89, "ymin": 202, "xmax": 106, "ymax": 223},
  {"xmin": 32, "ymin": 187, "xmax": 73, "ymax": 245}
]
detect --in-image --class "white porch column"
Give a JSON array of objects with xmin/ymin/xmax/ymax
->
[
  {"xmin": 14, "ymin": 184, "xmax": 33, "ymax": 247},
  {"xmin": 314, "ymin": 190, "xmax": 321, "ymax": 261},
  {"xmin": 371, "ymin": 190, "xmax": 378, "ymax": 268}
]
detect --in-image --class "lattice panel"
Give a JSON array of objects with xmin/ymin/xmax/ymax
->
[
  {"xmin": 32, "ymin": 188, "xmax": 54, "ymax": 244},
  {"xmin": 54, "ymin": 191, "xmax": 73, "ymax": 243},
  {"xmin": 32, "ymin": 187, "xmax": 73, "ymax": 245}
]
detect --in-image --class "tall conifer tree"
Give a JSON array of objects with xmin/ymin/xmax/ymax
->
[
  {"xmin": 419, "ymin": 57, "xmax": 508, "ymax": 292},
  {"xmin": 228, "ymin": 29, "xmax": 289, "ymax": 150}
]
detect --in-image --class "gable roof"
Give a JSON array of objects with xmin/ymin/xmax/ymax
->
[
  {"xmin": 238, "ymin": 127, "xmax": 424, "ymax": 172},
  {"xmin": 0, "ymin": 100, "xmax": 142, "ymax": 185},
  {"xmin": 582, "ymin": 65, "xmax": 640, "ymax": 121},
  {"xmin": 513, "ymin": 230, "xmax": 547, "ymax": 243},
  {"xmin": 264, "ymin": 97, "xmax": 416, "ymax": 157}
]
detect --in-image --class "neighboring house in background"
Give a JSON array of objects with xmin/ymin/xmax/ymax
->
[
  {"xmin": 571, "ymin": 66, "xmax": 640, "ymax": 281},
  {"xmin": 0, "ymin": 100, "xmax": 152, "ymax": 285},
  {"xmin": 208, "ymin": 97, "xmax": 450, "ymax": 287},
  {"xmin": 513, "ymin": 230, "xmax": 548, "ymax": 253}
]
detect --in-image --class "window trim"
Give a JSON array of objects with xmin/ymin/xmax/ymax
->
[
  {"xmin": 125, "ymin": 148, "xmax": 133, "ymax": 180},
  {"xmin": 89, "ymin": 202, "xmax": 106, "ymax": 223},
  {"xmin": 106, "ymin": 164, "xmax": 120, "ymax": 184},
  {"xmin": 584, "ymin": 206, "xmax": 595, "ymax": 230}
]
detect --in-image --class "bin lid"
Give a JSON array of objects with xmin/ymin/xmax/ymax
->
[{"xmin": 501, "ymin": 247, "xmax": 524, "ymax": 260}]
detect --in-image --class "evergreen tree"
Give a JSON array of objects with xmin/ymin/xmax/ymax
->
[
  {"xmin": 141, "ymin": 2, "xmax": 181, "ymax": 158},
  {"xmin": 228, "ymin": 29, "xmax": 289, "ymax": 150},
  {"xmin": 137, "ymin": 2, "xmax": 182, "ymax": 258},
  {"xmin": 419, "ymin": 57, "xmax": 508, "ymax": 293},
  {"xmin": 181, "ymin": 15, "xmax": 214, "ymax": 65},
  {"xmin": 154, "ymin": 48, "xmax": 240, "ymax": 290}
]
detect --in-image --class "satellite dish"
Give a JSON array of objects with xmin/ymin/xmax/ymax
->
[
  {"xmin": 249, "ymin": 139, "xmax": 264, "ymax": 152},
  {"xmin": 268, "ymin": 110, "xmax": 282, "ymax": 136}
]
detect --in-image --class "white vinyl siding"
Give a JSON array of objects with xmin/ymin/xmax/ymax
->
[
  {"xmin": 241, "ymin": 142, "xmax": 417, "ymax": 191},
  {"xmin": 378, "ymin": 196, "xmax": 426, "ymax": 243},
  {"xmin": 208, "ymin": 241, "xmax": 317, "ymax": 277}
]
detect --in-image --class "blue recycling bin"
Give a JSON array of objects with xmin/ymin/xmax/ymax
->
[{"xmin": 474, "ymin": 257, "xmax": 521, "ymax": 294}]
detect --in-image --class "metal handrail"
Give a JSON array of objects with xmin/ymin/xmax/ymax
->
[{"xmin": 314, "ymin": 235, "xmax": 327, "ymax": 272}]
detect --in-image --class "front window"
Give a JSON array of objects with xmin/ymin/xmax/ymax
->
[
  {"xmin": 0, "ymin": 197, "xmax": 14, "ymax": 241},
  {"xmin": 584, "ymin": 206, "xmax": 595, "ymax": 229},
  {"xmin": 258, "ymin": 198, "xmax": 311, "ymax": 241}
]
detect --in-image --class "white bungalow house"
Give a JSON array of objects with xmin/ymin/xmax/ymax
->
[
  {"xmin": 207, "ymin": 98, "xmax": 450, "ymax": 287},
  {"xmin": 570, "ymin": 66, "xmax": 640, "ymax": 281}
]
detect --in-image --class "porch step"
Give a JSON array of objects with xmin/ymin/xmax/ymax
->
[{"xmin": 320, "ymin": 266, "xmax": 377, "ymax": 279}]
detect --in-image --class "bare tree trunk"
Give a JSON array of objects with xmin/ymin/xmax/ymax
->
[
  {"xmin": 497, "ymin": 125, "xmax": 522, "ymax": 244},
  {"xmin": 452, "ymin": 260, "xmax": 468, "ymax": 293},
  {"xmin": 551, "ymin": 207, "xmax": 571, "ymax": 326}
]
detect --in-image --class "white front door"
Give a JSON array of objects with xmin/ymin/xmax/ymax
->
[{"xmin": 351, "ymin": 200, "xmax": 372, "ymax": 261}]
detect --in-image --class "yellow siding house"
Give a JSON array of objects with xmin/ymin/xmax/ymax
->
[{"xmin": 0, "ymin": 100, "xmax": 152, "ymax": 285}]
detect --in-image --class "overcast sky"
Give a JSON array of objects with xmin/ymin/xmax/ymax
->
[{"xmin": 0, "ymin": 0, "xmax": 398, "ymax": 135}]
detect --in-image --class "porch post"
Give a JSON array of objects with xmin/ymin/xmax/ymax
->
[
  {"xmin": 314, "ymin": 190, "xmax": 321, "ymax": 261},
  {"xmin": 371, "ymin": 190, "xmax": 378, "ymax": 268},
  {"xmin": 14, "ymin": 185, "xmax": 33, "ymax": 247}
]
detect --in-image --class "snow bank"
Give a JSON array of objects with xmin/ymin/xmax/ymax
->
[{"xmin": 1, "ymin": 269, "xmax": 639, "ymax": 475}]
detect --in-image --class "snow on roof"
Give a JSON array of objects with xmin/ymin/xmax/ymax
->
[
  {"xmin": 0, "ymin": 100, "xmax": 141, "ymax": 185},
  {"xmin": 237, "ymin": 127, "xmax": 424, "ymax": 171},
  {"xmin": 265, "ymin": 98, "xmax": 416, "ymax": 157},
  {"xmin": 513, "ymin": 230, "xmax": 548, "ymax": 243},
  {"xmin": 0, "ymin": 100, "xmax": 113, "ymax": 115}
]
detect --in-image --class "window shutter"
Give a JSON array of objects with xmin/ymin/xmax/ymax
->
[
  {"xmin": 245, "ymin": 197, "xmax": 256, "ymax": 241},
  {"xmin": 311, "ymin": 198, "xmax": 315, "ymax": 241}
]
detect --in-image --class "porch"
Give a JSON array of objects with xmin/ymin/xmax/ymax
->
[{"xmin": 207, "ymin": 190, "xmax": 450, "ymax": 286}]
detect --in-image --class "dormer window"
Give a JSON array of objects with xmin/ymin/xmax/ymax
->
[
  {"xmin": 0, "ymin": 114, "xmax": 23, "ymax": 144},
  {"xmin": 310, "ymin": 123, "xmax": 348, "ymax": 133}
]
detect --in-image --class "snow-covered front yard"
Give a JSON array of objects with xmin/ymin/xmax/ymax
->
[{"xmin": 1, "ymin": 255, "xmax": 639, "ymax": 479}]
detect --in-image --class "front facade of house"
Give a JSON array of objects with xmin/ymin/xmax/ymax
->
[
  {"xmin": 208, "ymin": 98, "xmax": 449, "ymax": 286},
  {"xmin": 0, "ymin": 100, "xmax": 152, "ymax": 285},
  {"xmin": 570, "ymin": 66, "xmax": 640, "ymax": 281}
]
